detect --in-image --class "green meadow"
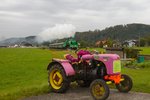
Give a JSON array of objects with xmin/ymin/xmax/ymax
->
[
  {"xmin": 137, "ymin": 47, "xmax": 150, "ymax": 55},
  {"xmin": 0, "ymin": 48, "xmax": 149, "ymax": 100}
]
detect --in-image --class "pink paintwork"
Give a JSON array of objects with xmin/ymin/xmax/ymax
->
[
  {"xmin": 98, "ymin": 54, "xmax": 120, "ymax": 75},
  {"xmin": 81, "ymin": 54, "xmax": 120, "ymax": 75},
  {"xmin": 81, "ymin": 54, "xmax": 94, "ymax": 60},
  {"xmin": 64, "ymin": 54, "xmax": 78, "ymax": 63},
  {"xmin": 61, "ymin": 62, "xmax": 75, "ymax": 76},
  {"xmin": 52, "ymin": 58, "xmax": 75, "ymax": 76},
  {"xmin": 64, "ymin": 50, "xmax": 91, "ymax": 62},
  {"xmin": 52, "ymin": 50, "xmax": 121, "ymax": 76}
]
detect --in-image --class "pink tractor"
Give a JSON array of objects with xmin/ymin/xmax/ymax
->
[{"xmin": 47, "ymin": 49, "xmax": 133, "ymax": 100}]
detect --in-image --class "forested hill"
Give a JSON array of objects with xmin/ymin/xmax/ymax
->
[
  {"xmin": 75, "ymin": 23, "xmax": 150, "ymax": 43},
  {"xmin": 1, "ymin": 23, "xmax": 150, "ymax": 46}
]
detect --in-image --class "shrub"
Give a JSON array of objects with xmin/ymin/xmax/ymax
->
[{"xmin": 125, "ymin": 48, "xmax": 141, "ymax": 58}]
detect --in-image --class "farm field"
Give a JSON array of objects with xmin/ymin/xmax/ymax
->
[
  {"xmin": 86, "ymin": 47, "xmax": 150, "ymax": 55},
  {"xmin": 0, "ymin": 48, "xmax": 150, "ymax": 100},
  {"xmin": 136, "ymin": 47, "xmax": 150, "ymax": 55}
]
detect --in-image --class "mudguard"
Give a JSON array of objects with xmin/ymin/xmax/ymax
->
[{"xmin": 47, "ymin": 58, "xmax": 75, "ymax": 76}]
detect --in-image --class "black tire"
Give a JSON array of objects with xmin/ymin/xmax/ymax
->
[
  {"xmin": 77, "ymin": 80, "xmax": 92, "ymax": 87},
  {"xmin": 90, "ymin": 79, "xmax": 110, "ymax": 100},
  {"xmin": 48, "ymin": 64, "xmax": 69, "ymax": 93},
  {"xmin": 116, "ymin": 74, "xmax": 133, "ymax": 93}
]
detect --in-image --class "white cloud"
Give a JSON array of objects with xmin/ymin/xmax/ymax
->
[
  {"xmin": 0, "ymin": 0, "xmax": 150, "ymax": 38},
  {"xmin": 0, "ymin": 11, "xmax": 25, "ymax": 16}
]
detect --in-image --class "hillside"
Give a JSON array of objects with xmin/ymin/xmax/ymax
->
[
  {"xmin": 0, "ymin": 36, "xmax": 37, "ymax": 46},
  {"xmin": 0, "ymin": 23, "xmax": 150, "ymax": 46},
  {"xmin": 75, "ymin": 23, "xmax": 150, "ymax": 44}
]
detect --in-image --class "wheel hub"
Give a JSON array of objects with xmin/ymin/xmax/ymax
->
[
  {"xmin": 50, "ymin": 69, "xmax": 63, "ymax": 89},
  {"xmin": 94, "ymin": 84, "xmax": 105, "ymax": 96},
  {"xmin": 53, "ymin": 73, "xmax": 60, "ymax": 82},
  {"xmin": 54, "ymin": 74, "xmax": 60, "ymax": 82}
]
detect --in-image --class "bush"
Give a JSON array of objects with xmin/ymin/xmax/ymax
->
[
  {"xmin": 135, "ymin": 61, "xmax": 150, "ymax": 68},
  {"xmin": 125, "ymin": 48, "xmax": 140, "ymax": 58},
  {"xmin": 123, "ymin": 61, "xmax": 150, "ymax": 68}
]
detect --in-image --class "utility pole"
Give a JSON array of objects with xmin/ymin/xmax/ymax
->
[{"xmin": 139, "ymin": 33, "xmax": 140, "ymax": 47}]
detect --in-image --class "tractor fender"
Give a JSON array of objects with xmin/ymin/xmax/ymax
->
[{"xmin": 47, "ymin": 60, "xmax": 75, "ymax": 76}]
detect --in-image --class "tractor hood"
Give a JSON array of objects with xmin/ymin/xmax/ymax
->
[
  {"xmin": 81, "ymin": 54, "xmax": 121, "ymax": 75},
  {"xmin": 81, "ymin": 54, "xmax": 120, "ymax": 61}
]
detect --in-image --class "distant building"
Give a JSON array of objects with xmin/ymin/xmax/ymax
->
[
  {"xmin": 122, "ymin": 40, "xmax": 137, "ymax": 47},
  {"xmin": 95, "ymin": 40, "xmax": 107, "ymax": 47},
  {"xmin": 9, "ymin": 44, "xmax": 19, "ymax": 48},
  {"xmin": 0, "ymin": 45, "xmax": 8, "ymax": 48}
]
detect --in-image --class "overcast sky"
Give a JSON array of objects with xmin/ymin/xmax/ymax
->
[{"xmin": 0, "ymin": 0, "xmax": 150, "ymax": 40}]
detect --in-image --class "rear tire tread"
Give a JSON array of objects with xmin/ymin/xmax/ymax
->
[
  {"xmin": 48, "ymin": 64, "xmax": 69, "ymax": 93},
  {"xmin": 116, "ymin": 74, "xmax": 133, "ymax": 93},
  {"xmin": 90, "ymin": 79, "xmax": 110, "ymax": 100}
]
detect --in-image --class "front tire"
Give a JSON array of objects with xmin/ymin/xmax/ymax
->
[
  {"xmin": 116, "ymin": 74, "xmax": 133, "ymax": 93},
  {"xmin": 90, "ymin": 79, "xmax": 110, "ymax": 100},
  {"xmin": 48, "ymin": 64, "xmax": 69, "ymax": 93}
]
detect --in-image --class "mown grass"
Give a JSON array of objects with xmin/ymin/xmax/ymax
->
[
  {"xmin": 82, "ymin": 47, "xmax": 150, "ymax": 55},
  {"xmin": 87, "ymin": 47, "xmax": 106, "ymax": 53},
  {"xmin": 122, "ymin": 67, "xmax": 150, "ymax": 93},
  {"xmin": 121, "ymin": 46, "xmax": 150, "ymax": 93},
  {"xmin": 0, "ymin": 48, "xmax": 52, "ymax": 100},
  {"xmin": 0, "ymin": 48, "xmax": 150, "ymax": 100},
  {"xmin": 88, "ymin": 47, "xmax": 150, "ymax": 55},
  {"xmin": 0, "ymin": 48, "xmax": 76, "ymax": 100},
  {"xmin": 136, "ymin": 47, "xmax": 150, "ymax": 55}
]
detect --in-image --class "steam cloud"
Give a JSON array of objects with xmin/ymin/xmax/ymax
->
[{"xmin": 36, "ymin": 24, "xmax": 76, "ymax": 43}]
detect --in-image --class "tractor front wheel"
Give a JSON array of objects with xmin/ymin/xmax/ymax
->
[
  {"xmin": 90, "ymin": 79, "xmax": 110, "ymax": 100},
  {"xmin": 48, "ymin": 64, "xmax": 69, "ymax": 93},
  {"xmin": 116, "ymin": 74, "xmax": 133, "ymax": 93}
]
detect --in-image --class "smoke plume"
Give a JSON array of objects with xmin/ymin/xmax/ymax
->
[{"xmin": 36, "ymin": 24, "xmax": 76, "ymax": 43}]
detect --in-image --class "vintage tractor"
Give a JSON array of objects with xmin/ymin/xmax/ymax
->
[{"xmin": 47, "ymin": 49, "xmax": 133, "ymax": 100}]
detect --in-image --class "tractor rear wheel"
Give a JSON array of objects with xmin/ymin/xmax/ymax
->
[
  {"xmin": 116, "ymin": 74, "xmax": 133, "ymax": 93},
  {"xmin": 48, "ymin": 64, "xmax": 69, "ymax": 93},
  {"xmin": 90, "ymin": 79, "xmax": 109, "ymax": 100}
]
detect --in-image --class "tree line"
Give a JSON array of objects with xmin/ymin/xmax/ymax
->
[{"xmin": 75, "ymin": 23, "xmax": 150, "ymax": 47}]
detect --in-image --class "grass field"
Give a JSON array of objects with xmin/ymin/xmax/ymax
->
[
  {"xmin": 88, "ymin": 47, "xmax": 150, "ymax": 55},
  {"xmin": 0, "ymin": 48, "xmax": 51, "ymax": 100},
  {"xmin": 136, "ymin": 47, "xmax": 150, "ymax": 55},
  {"xmin": 0, "ymin": 48, "xmax": 150, "ymax": 100},
  {"xmin": 122, "ymin": 67, "xmax": 150, "ymax": 93}
]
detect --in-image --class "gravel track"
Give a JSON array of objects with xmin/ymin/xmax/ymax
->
[{"xmin": 23, "ymin": 87, "xmax": 150, "ymax": 100}]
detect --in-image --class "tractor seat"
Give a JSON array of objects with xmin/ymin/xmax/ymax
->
[{"xmin": 64, "ymin": 54, "xmax": 79, "ymax": 63}]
